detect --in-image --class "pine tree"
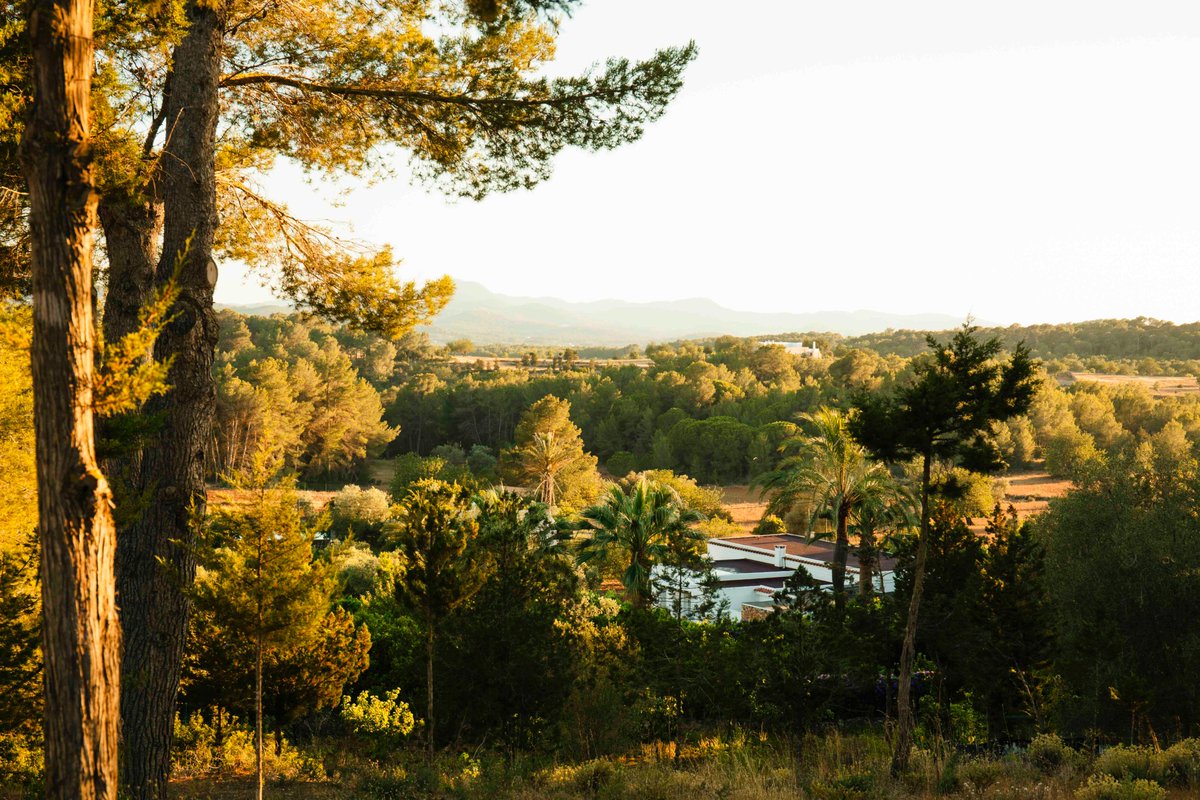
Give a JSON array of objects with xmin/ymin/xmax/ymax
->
[
  {"xmin": 192, "ymin": 472, "xmax": 333, "ymax": 800},
  {"xmin": 388, "ymin": 480, "xmax": 493, "ymax": 759},
  {"xmin": 851, "ymin": 324, "xmax": 1037, "ymax": 774}
]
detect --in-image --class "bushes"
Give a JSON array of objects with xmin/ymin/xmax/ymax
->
[
  {"xmin": 1093, "ymin": 745, "xmax": 1168, "ymax": 784},
  {"xmin": 1028, "ymin": 732, "xmax": 1075, "ymax": 774},
  {"xmin": 1074, "ymin": 775, "xmax": 1166, "ymax": 800},
  {"xmin": 1092, "ymin": 741, "xmax": 1200, "ymax": 788},
  {"xmin": 171, "ymin": 711, "xmax": 323, "ymax": 781},
  {"xmin": 1163, "ymin": 738, "xmax": 1200, "ymax": 787},
  {"xmin": 0, "ymin": 733, "xmax": 41, "ymax": 788}
]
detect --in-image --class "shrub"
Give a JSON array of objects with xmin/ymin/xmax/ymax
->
[
  {"xmin": 1027, "ymin": 732, "xmax": 1074, "ymax": 774},
  {"xmin": 810, "ymin": 771, "xmax": 875, "ymax": 800},
  {"xmin": 1074, "ymin": 774, "xmax": 1166, "ymax": 800},
  {"xmin": 341, "ymin": 689, "xmax": 416, "ymax": 752},
  {"xmin": 1163, "ymin": 738, "xmax": 1200, "ymax": 787},
  {"xmin": 0, "ymin": 732, "xmax": 41, "ymax": 786},
  {"xmin": 956, "ymin": 757, "xmax": 1008, "ymax": 791},
  {"xmin": 1093, "ymin": 745, "xmax": 1169, "ymax": 784},
  {"xmin": 536, "ymin": 759, "xmax": 622, "ymax": 794},
  {"xmin": 171, "ymin": 711, "xmax": 323, "ymax": 781}
]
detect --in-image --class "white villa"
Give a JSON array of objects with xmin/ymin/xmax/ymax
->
[
  {"xmin": 657, "ymin": 534, "xmax": 896, "ymax": 620},
  {"xmin": 758, "ymin": 340, "xmax": 822, "ymax": 358}
]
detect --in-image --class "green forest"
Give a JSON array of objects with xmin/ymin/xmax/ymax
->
[{"xmin": 8, "ymin": 304, "xmax": 1200, "ymax": 800}]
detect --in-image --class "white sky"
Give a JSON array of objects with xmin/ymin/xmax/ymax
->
[{"xmin": 217, "ymin": 1, "xmax": 1200, "ymax": 325}]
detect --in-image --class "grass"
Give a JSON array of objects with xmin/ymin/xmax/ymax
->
[{"xmin": 155, "ymin": 729, "xmax": 1200, "ymax": 800}]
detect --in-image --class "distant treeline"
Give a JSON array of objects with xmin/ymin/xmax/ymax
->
[
  {"xmin": 456, "ymin": 317, "xmax": 1200, "ymax": 377},
  {"xmin": 825, "ymin": 317, "xmax": 1200, "ymax": 373},
  {"xmin": 212, "ymin": 310, "xmax": 1200, "ymax": 485}
]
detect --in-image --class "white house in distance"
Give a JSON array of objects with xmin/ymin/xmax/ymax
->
[
  {"xmin": 759, "ymin": 340, "xmax": 822, "ymax": 358},
  {"xmin": 657, "ymin": 534, "xmax": 897, "ymax": 621}
]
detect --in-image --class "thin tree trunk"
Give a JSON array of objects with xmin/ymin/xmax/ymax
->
[
  {"xmin": 832, "ymin": 504, "xmax": 850, "ymax": 608},
  {"xmin": 858, "ymin": 527, "xmax": 877, "ymax": 597},
  {"xmin": 891, "ymin": 454, "xmax": 932, "ymax": 775},
  {"xmin": 256, "ymin": 633, "xmax": 263, "ymax": 800},
  {"xmin": 116, "ymin": 2, "xmax": 223, "ymax": 798},
  {"xmin": 22, "ymin": 0, "xmax": 120, "ymax": 797},
  {"xmin": 426, "ymin": 621, "xmax": 435, "ymax": 761}
]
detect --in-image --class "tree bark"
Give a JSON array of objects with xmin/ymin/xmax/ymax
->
[
  {"xmin": 256, "ymin": 634, "xmax": 264, "ymax": 800},
  {"xmin": 426, "ymin": 621, "xmax": 435, "ymax": 761},
  {"xmin": 21, "ymin": 0, "xmax": 121, "ymax": 798},
  {"xmin": 891, "ymin": 453, "xmax": 932, "ymax": 775},
  {"xmin": 116, "ymin": 2, "xmax": 222, "ymax": 798},
  {"xmin": 98, "ymin": 195, "xmax": 160, "ymax": 344},
  {"xmin": 832, "ymin": 504, "xmax": 850, "ymax": 609},
  {"xmin": 858, "ymin": 527, "xmax": 877, "ymax": 597}
]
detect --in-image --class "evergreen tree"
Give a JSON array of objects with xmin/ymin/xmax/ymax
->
[
  {"xmin": 388, "ymin": 480, "xmax": 493, "ymax": 758},
  {"xmin": 191, "ymin": 475, "xmax": 333, "ymax": 800},
  {"xmin": 851, "ymin": 324, "xmax": 1037, "ymax": 773}
]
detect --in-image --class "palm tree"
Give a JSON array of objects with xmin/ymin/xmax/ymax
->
[
  {"xmin": 511, "ymin": 431, "xmax": 574, "ymax": 508},
  {"xmin": 755, "ymin": 407, "xmax": 899, "ymax": 608},
  {"xmin": 577, "ymin": 480, "xmax": 704, "ymax": 609},
  {"xmin": 851, "ymin": 491, "xmax": 914, "ymax": 596}
]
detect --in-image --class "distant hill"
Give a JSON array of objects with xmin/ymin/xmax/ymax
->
[
  {"xmin": 216, "ymin": 301, "xmax": 293, "ymax": 316},
  {"xmin": 420, "ymin": 281, "xmax": 978, "ymax": 345}
]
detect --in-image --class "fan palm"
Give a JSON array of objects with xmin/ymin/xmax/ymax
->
[
  {"xmin": 577, "ymin": 480, "xmax": 704, "ymax": 609},
  {"xmin": 510, "ymin": 431, "xmax": 575, "ymax": 508},
  {"xmin": 755, "ymin": 407, "xmax": 900, "ymax": 607}
]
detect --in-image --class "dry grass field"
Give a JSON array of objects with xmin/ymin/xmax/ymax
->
[
  {"xmin": 206, "ymin": 488, "xmax": 338, "ymax": 513},
  {"xmin": 718, "ymin": 484, "xmax": 769, "ymax": 535}
]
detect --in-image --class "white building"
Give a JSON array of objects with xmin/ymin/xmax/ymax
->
[
  {"xmin": 759, "ymin": 340, "xmax": 822, "ymax": 358},
  {"xmin": 656, "ymin": 534, "xmax": 896, "ymax": 620}
]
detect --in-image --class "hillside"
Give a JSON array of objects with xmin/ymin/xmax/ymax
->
[{"xmin": 412, "ymin": 281, "xmax": 980, "ymax": 345}]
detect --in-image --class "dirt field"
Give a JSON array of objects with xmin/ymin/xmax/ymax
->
[
  {"xmin": 719, "ymin": 484, "xmax": 769, "ymax": 535},
  {"xmin": 206, "ymin": 488, "xmax": 338, "ymax": 513},
  {"xmin": 967, "ymin": 469, "xmax": 1072, "ymax": 535},
  {"xmin": 1060, "ymin": 371, "xmax": 1200, "ymax": 397}
]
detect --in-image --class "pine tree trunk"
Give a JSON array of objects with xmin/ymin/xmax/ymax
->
[
  {"xmin": 426, "ymin": 622, "xmax": 435, "ymax": 761},
  {"xmin": 256, "ymin": 634, "xmax": 264, "ymax": 800},
  {"xmin": 21, "ymin": 0, "xmax": 120, "ymax": 798},
  {"xmin": 115, "ymin": 2, "xmax": 222, "ymax": 798},
  {"xmin": 832, "ymin": 504, "xmax": 850, "ymax": 608},
  {"xmin": 891, "ymin": 454, "xmax": 932, "ymax": 775}
]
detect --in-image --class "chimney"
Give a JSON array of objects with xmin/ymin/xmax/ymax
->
[{"xmin": 774, "ymin": 545, "xmax": 787, "ymax": 568}]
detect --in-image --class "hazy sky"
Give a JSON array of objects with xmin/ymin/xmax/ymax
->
[{"xmin": 217, "ymin": 1, "xmax": 1200, "ymax": 325}]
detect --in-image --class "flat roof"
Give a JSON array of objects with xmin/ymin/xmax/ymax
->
[
  {"xmin": 712, "ymin": 534, "xmax": 897, "ymax": 572},
  {"xmin": 712, "ymin": 558, "xmax": 792, "ymax": 575}
]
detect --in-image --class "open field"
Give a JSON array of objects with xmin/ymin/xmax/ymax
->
[
  {"xmin": 1060, "ymin": 371, "xmax": 1200, "ymax": 397},
  {"xmin": 207, "ymin": 488, "xmax": 338, "ymax": 513},
  {"xmin": 719, "ymin": 484, "xmax": 768, "ymax": 534}
]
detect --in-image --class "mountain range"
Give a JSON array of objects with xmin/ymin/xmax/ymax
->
[{"xmin": 219, "ymin": 281, "xmax": 981, "ymax": 345}]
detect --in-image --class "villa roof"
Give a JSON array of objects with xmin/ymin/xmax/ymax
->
[{"xmin": 712, "ymin": 534, "xmax": 898, "ymax": 572}]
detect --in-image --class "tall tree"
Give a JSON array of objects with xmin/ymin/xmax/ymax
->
[
  {"xmin": 851, "ymin": 324, "xmax": 1037, "ymax": 773},
  {"xmin": 755, "ymin": 407, "xmax": 901, "ymax": 608},
  {"xmin": 577, "ymin": 479, "xmax": 704, "ymax": 609},
  {"xmin": 20, "ymin": 0, "xmax": 120, "ymax": 797},
  {"xmin": 501, "ymin": 395, "xmax": 601, "ymax": 510},
  {"xmin": 191, "ymin": 477, "xmax": 332, "ymax": 800},
  {"xmin": 92, "ymin": 7, "xmax": 692, "ymax": 790},
  {"xmin": 388, "ymin": 480, "xmax": 492, "ymax": 758}
]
